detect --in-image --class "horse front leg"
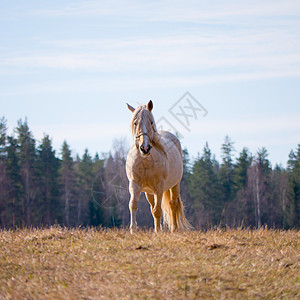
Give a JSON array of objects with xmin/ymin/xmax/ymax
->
[
  {"xmin": 153, "ymin": 190, "xmax": 163, "ymax": 233},
  {"xmin": 129, "ymin": 181, "xmax": 141, "ymax": 234}
]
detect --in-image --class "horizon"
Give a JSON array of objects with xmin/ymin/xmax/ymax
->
[{"xmin": 2, "ymin": 113, "xmax": 299, "ymax": 168}]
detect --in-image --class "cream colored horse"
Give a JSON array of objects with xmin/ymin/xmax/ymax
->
[{"xmin": 126, "ymin": 100, "xmax": 191, "ymax": 233}]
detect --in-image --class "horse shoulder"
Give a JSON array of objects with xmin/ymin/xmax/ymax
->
[{"xmin": 126, "ymin": 146, "xmax": 138, "ymax": 178}]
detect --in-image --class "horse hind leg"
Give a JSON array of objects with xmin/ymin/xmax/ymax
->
[
  {"xmin": 152, "ymin": 191, "xmax": 163, "ymax": 233},
  {"xmin": 146, "ymin": 190, "xmax": 164, "ymax": 233},
  {"xmin": 145, "ymin": 192, "xmax": 155, "ymax": 209},
  {"xmin": 145, "ymin": 193, "xmax": 156, "ymax": 231}
]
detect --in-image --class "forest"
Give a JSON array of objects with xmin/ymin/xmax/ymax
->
[{"xmin": 0, "ymin": 117, "xmax": 299, "ymax": 229}]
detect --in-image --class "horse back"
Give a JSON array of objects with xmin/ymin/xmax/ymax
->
[{"xmin": 157, "ymin": 130, "xmax": 182, "ymax": 158}]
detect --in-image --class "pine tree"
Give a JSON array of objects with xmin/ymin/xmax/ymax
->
[
  {"xmin": 188, "ymin": 143, "xmax": 222, "ymax": 227},
  {"xmin": 294, "ymin": 145, "xmax": 300, "ymax": 227},
  {"xmin": 0, "ymin": 117, "xmax": 6, "ymax": 156},
  {"xmin": 182, "ymin": 147, "xmax": 192, "ymax": 178},
  {"xmin": 36, "ymin": 135, "xmax": 60, "ymax": 225},
  {"xmin": 75, "ymin": 149, "xmax": 94, "ymax": 225},
  {"xmin": 0, "ymin": 117, "xmax": 8, "ymax": 227},
  {"xmin": 219, "ymin": 136, "xmax": 235, "ymax": 200},
  {"xmin": 59, "ymin": 141, "xmax": 77, "ymax": 227},
  {"xmin": 257, "ymin": 147, "xmax": 272, "ymax": 176},
  {"xmin": 234, "ymin": 148, "xmax": 252, "ymax": 190},
  {"xmin": 287, "ymin": 145, "xmax": 300, "ymax": 227},
  {"xmin": 218, "ymin": 136, "xmax": 235, "ymax": 225},
  {"xmin": 6, "ymin": 136, "xmax": 22, "ymax": 227},
  {"xmin": 16, "ymin": 119, "xmax": 36, "ymax": 227},
  {"xmin": 224, "ymin": 148, "xmax": 252, "ymax": 227}
]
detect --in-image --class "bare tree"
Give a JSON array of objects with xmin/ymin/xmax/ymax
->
[{"xmin": 247, "ymin": 148, "xmax": 271, "ymax": 228}]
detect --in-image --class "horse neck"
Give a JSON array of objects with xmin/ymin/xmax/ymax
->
[{"xmin": 152, "ymin": 131, "xmax": 167, "ymax": 156}]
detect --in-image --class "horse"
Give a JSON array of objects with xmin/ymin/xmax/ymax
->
[{"xmin": 125, "ymin": 100, "xmax": 191, "ymax": 233}]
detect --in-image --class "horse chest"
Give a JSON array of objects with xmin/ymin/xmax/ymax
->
[
  {"xmin": 126, "ymin": 149, "xmax": 168, "ymax": 186},
  {"xmin": 133, "ymin": 157, "xmax": 167, "ymax": 180}
]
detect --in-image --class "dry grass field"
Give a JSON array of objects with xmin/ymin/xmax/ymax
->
[{"xmin": 0, "ymin": 227, "xmax": 299, "ymax": 299}]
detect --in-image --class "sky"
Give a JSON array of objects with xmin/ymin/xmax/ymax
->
[{"xmin": 1, "ymin": 0, "xmax": 300, "ymax": 166}]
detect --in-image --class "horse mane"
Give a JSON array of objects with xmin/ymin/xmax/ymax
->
[{"xmin": 130, "ymin": 104, "xmax": 156, "ymax": 135}]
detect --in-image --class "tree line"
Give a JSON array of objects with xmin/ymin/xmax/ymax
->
[
  {"xmin": 183, "ymin": 137, "xmax": 299, "ymax": 229},
  {"xmin": 0, "ymin": 117, "xmax": 299, "ymax": 229}
]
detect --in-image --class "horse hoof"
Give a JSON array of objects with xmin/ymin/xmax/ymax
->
[{"xmin": 130, "ymin": 226, "xmax": 138, "ymax": 234}]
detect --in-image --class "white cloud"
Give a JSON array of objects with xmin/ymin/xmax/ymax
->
[
  {"xmin": 1, "ymin": 28, "xmax": 299, "ymax": 85},
  {"xmin": 2, "ymin": 0, "xmax": 300, "ymax": 92},
  {"xmin": 190, "ymin": 115, "xmax": 300, "ymax": 136},
  {"xmin": 33, "ymin": 122, "xmax": 129, "ymax": 141},
  {"xmin": 31, "ymin": 121, "xmax": 131, "ymax": 157},
  {"xmin": 1, "ymin": 66, "xmax": 300, "ymax": 97},
  {"xmin": 31, "ymin": 0, "xmax": 300, "ymax": 21},
  {"xmin": 2, "ymin": 54, "xmax": 112, "ymax": 70}
]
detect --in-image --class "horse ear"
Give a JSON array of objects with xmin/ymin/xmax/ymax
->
[
  {"xmin": 147, "ymin": 100, "xmax": 153, "ymax": 112},
  {"xmin": 126, "ymin": 103, "xmax": 135, "ymax": 113}
]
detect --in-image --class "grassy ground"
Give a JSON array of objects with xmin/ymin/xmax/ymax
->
[{"xmin": 0, "ymin": 227, "xmax": 299, "ymax": 299}]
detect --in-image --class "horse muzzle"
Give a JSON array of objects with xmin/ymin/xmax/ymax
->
[{"xmin": 140, "ymin": 144, "xmax": 152, "ymax": 155}]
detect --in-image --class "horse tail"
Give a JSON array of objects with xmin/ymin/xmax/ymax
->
[
  {"xmin": 176, "ymin": 196, "xmax": 193, "ymax": 230},
  {"xmin": 161, "ymin": 190, "xmax": 192, "ymax": 231}
]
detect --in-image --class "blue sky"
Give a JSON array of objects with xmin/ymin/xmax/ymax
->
[{"xmin": 1, "ymin": 0, "xmax": 300, "ymax": 166}]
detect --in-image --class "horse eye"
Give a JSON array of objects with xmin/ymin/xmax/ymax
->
[
  {"xmin": 151, "ymin": 121, "xmax": 153, "ymax": 125},
  {"xmin": 134, "ymin": 122, "xmax": 137, "ymax": 126}
]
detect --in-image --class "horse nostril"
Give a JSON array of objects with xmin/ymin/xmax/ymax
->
[{"xmin": 140, "ymin": 145, "xmax": 150, "ymax": 154}]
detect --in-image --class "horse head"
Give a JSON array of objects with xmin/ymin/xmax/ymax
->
[{"xmin": 127, "ymin": 100, "xmax": 156, "ymax": 156}]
